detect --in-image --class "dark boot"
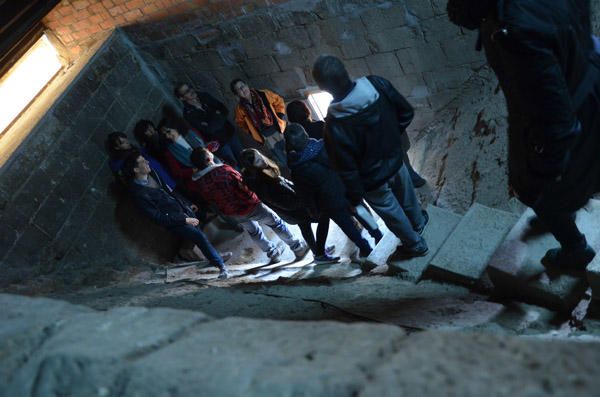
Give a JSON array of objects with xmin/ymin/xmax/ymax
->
[{"xmin": 541, "ymin": 243, "xmax": 596, "ymax": 270}]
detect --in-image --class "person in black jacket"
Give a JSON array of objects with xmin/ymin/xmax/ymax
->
[
  {"xmin": 175, "ymin": 83, "xmax": 242, "ymax": 168},
  {"xmin": 240, "ymin": 148, "xmax": 340, "ymax": 264},
  {"xmin": 312, "ymin": 55, "xmax": 429, "ymax": 259},
  {"xmin": 447, "ymin": 0, "xmax": 600, "ymax": 269},
  {"xmin": 285, "ymin": 123, "xmax": 379, "ymax": 260},
  {"xmin": 287, "ymin": 99, "xmax": 427, "ymax": 188},
  {"xmin": 123, "ymin": 153, "xmax": 232, "ymax": 279}
]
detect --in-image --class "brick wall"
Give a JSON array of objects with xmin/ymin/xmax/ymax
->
[
  {"xmin": 42, "ymin": 0, "xmax": 289, "ymax": 56},
  {"xmin": 0, "ymin": 32, "xmax": 177, "ymax": 288}
]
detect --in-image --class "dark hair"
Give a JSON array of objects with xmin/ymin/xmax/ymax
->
[
  {"xmin": 133, "ymin": 120, "xmax": 155, "ymax": 145},
  {"xmin": 240, "ymin": 148, "xmax": 281, "ymax": 179},
  {"xmin": 312, "ymin": 55, "xmax": 350, "ymax": 93},
  {"xmin": 105, "ymin": 131, "xmax": 128, "ymax": 159},
  {"xmin": 284, "ymin": 123, "xmax": 310, "ymax": 152},
  {"xmin": 286, "ymin": 100, "xmax": 311, "ymax": 124},
  {"xmin": 447, "ymin": 0, "xmax": 495, "ymax": 30},
  {"xmin": 190, "ymin": 147, "xmax": 212, "ymax": 170},
  {"xmin": 158, "ymin": 116, "xmax": 188, "ymax": 139},
  {"xmin": 122, "ymin": 150, "xmax": 143, "ymax": 181},
  {"xmin": 229, "ymin": 78, "xmax": 246, "ymax": 94},
  {"xmin": 174, "ymin": 82, "xmax": 187, "ymax": 99}
]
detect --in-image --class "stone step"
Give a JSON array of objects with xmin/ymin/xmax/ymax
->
[
  {"xmin": 424, "ymin": 203, "xmax": 519, "ymax": 286},
  {"xmin": 489, "ymin": 199, "xmax": 600, "ymax": 313},
  {"xmin": 386, "ymin": 205, "xmax": 462, "ymax": 281}
]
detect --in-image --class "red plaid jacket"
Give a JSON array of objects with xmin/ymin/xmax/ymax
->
[{"xmin": 185, "ymin": 164, "xmax": 260, "ymax": 217}]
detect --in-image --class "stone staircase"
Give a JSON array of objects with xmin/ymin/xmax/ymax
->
[{"xmin": 369, "ymin": 199, "xmax": 600, "ymax": 313}]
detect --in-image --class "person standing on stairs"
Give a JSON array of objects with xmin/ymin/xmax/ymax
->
[
  {"xmin": 447, "ymin": 0, "xmax": 600, "ymax": 269},
  {"xmin": 231, "ymin": 78, "xmax": 289, "ymax": 169},
  {"xmin": 186, "ymin": 147, "xmax": 310, "ymax": 264},
  {"xmin": 312, "ymin": 55, "xmax": 429, "ymax": 261},
  {"xmin": 284, "ymin": 123, "xmax": 381, "ymax": 262}
]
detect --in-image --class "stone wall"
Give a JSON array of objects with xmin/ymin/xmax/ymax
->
[
  {"xmin": 125, "ymin": 0, "xmax": 485, "ymax": 134},
  {"xmin": 0, "ymin": 32, "xmax": 177, "ymax": 288},
  {"xmin": 43, "ymin": 0, "xmax": 291, "ymax": 56}
]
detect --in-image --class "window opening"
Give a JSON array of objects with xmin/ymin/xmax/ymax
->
[
  {"xmin": 307, "ymin": 91, "xmax": 333, "ymax": 121},
  {"xmin": 0, "ymin": 33, "xmax": 62, "ymax": 135}
]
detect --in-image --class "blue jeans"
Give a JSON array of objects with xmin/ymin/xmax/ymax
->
[
  {"xmin": 232, "ymin": 204, "xmax": 301, "ymax": 257},
  {"xmin": 169, "ymin": 224, "xmax": 224, "ymax": 269},
  {"xmin": 363, "ymin": 165, "xmax": 426, "ymax": 250}
]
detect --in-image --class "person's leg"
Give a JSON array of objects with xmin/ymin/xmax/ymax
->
[
  {"xmin": 354, "ymin": 203, "xmax": 383, "ymax": 244},
  {"xmin": 364, "ymin": 172, "xmax": 426, "ymax": 252},
  {"xmin": 298, "ymin": 221, "xmax": 318, "ymax": 255},
  {"xmin": 235, "ymin": 217, "xmax": 278, "ymax": 257},
  {"xmin": 533, "ymin": 206, "xmax": 596, "ymax": 267},
  {"xmin": 227, "ymin": 134, "xmax": 244, "ymax": 161},
  {"xmin": 403, "ymin": 150, "xmax": 426, "ymax": 187},
  {"xmin": 389, "ymin": 165, "xmax": 427, "ymax": 233},
  {"xmin": 315, "ymin": 216, "xmax": 330, "ymax": 256},
  {"xmin": 216, "ymin": 144, "xmax": 239, "ymax": 169},
  {"xmin": 329, "ymin": 209, "xmax": 372, "ymax": 257},
  {"xmin": 170, "ymin": 225, "xmax": 224, "ymax": 269},
  {"xmin": 250, "ymin": 204, "xmax": 304, "ymax": 252}
]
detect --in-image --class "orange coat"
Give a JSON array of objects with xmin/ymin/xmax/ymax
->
[{"xmin": 234, "ymin": 89, "xmax": 287, "ymax": 145}]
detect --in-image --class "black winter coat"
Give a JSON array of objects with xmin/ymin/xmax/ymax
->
[
  {"xmin": 129, "ymin": 173, "xmax": 195, "ymax": 229},
  {"xmin": 289, "ymin": 143, "xmax": 348, "ymax": 213},
  {"xmin": 242, "ymin": 171, "xmax": 312, "ymax": 224},
  {"xmin": 183, "ymin": 92, "xmax": 235, "ymax": 144},
  {"xmin": 324, "ymin": 75, "xmax": 414, "ymax": 204},
  {"xmin": 481, "ymin": 0, "xmax": 600, "ymax": 211}
]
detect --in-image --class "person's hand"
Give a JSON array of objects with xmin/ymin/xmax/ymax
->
[
  {"xmin": 349, "ymin": 205, "xmax": 357, "ymax": 214},
  {"xmin": 185, "ymin": 217, "xmax": 200, "ymax": 226},
  {"xmin": 190, "ymin": 204, "xmax": 199, "ymax": 213}
]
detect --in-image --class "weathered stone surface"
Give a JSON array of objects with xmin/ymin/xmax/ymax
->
[
  {"xmin": 387, "ymin": 205, "xmax": 462, "ymax": 281},
  {"xmin": 4, "ymin": 293, "xmax": 600, "ymax": 397},
  {"xmin": 426, "ymin": 203, "xmax": 519, "ymax": 285},
  {"xmin": 365, "ymin": 52, "xmax": 403, "ymax": 78},
  {"xmin": 242, "ymin": 56, "xmax": 281, "ymax": 76},
  {"xmin": 490, "ymin": 200, "xmax": 600, "ymax": 312}
]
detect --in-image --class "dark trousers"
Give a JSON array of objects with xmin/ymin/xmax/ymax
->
[
  {"xmin": 329, "ymin": 209, "xmax": 372, "ymax": 256},
  {"xmin": 169, "ymin": 224, "xmax": 224, "ymax": 268},
  {"xmin": 216, "ymin": 135, "xmax": 244, "ymax": 170},
  {"xmin": 298, "ymin": 218, "xmax": 330, "ymax": 257},
  {"xmin": 533, "ymin": 207, "xmax": 586, "ymax": 249}
]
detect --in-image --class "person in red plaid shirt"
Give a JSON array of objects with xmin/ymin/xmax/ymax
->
[{"xmin": 185, "ymin": 148, "xmax": 309, "ymax": 263}]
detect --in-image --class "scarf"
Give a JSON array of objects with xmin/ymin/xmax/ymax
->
[{"xmin": 242, "ymin": 89, "xmax": 274, "ymax": 130}]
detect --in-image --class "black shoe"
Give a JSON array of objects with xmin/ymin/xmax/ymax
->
[
  {"xmin": 415, "ymin": 210, "xmax": 429, "ymax": 236},
  {"xmin": 541, "ymin": 245, "xmax": 596, "ymax": 270},
  {"xmin": 392, "ymin": 243, "xmax": 429, "ymax": 260}
]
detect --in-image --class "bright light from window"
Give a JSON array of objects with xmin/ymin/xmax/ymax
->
[
  {"xmin": 0, "ymin": 34, "xmax": 62, "ymax": 134},
  {"xmin": 307, "ymin": 91, "xmax": 333, "ymax": 121}
]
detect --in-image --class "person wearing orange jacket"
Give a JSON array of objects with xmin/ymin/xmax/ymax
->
[{"xmin": 231, "ymin": 78, "xmax": 288, "ymax": 168}]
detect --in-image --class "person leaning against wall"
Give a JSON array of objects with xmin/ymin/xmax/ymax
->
[{"xmin": 230, "ymin": 78, "xmax": 288, "ymax": 168}]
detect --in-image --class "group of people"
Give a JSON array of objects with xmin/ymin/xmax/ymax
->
[
  {"xmin": 106, "ymin": 62, "xmax": 430, "ymax": 279},
  {"xmin": 105, "ymin": 0, "xmax": 600, "ymax": 279}
]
